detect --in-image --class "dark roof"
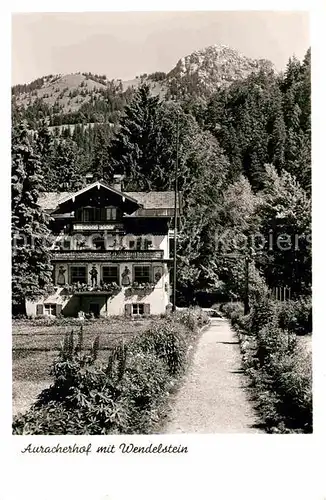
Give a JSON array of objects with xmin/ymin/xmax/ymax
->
[
  {"xmin": 39, "ymin": 192, "xmax": 70, "ymax": 211},
  {"xmin": 57, "ymin": 182, "xmax": 141, "ymax": 207},
  {"xmin": 39, "ymin": 188, "xmax": 178, "ymax": 213},
  {"xmin": 125, "ymin": 192, "xmax": 177, "ymax": 209}
]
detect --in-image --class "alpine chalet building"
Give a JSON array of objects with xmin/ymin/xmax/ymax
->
[{"xmin": 26, "ymin": 176, "xmax": 179, "ymax": 318}]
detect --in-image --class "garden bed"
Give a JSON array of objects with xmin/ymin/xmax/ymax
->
[
  {"xmin": 12, "ymin": 308, "xmax": 209, "ymax": 434},
  {"xmin": 12, "ymin": 318, "xmax": 153, "ymax": 416}
]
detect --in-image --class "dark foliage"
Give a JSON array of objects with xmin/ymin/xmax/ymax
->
[{"xmin": 11, "ymin": 122, "xmax": 53, "ymax": 313}]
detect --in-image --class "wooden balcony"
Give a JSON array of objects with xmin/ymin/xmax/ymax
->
[
  {"xmin": 51, "ymin": 249, "xmax": 167, "ymax": 262},
  {"xmin": 72, "ymin": 223, "xmax": 124, "ymax": 231}
]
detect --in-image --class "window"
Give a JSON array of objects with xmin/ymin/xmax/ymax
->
[
  {"xmin": 129, "ymin": 240, "xmax": 135, "ymax": 249},
  {"xmin": 102, "ymin": 265, "xmax": 119, "ymax": 284},
  {"xmin": 136, "ymin": 237, "xmax": 142, "ymax": 250},
  {"xmin": 71, "ymin": 266, "xmax": 87, "ymax": 284},
  {"xmin": 83, "ymin": 207, "xmax": 93, "ymax": 222},
  {"xmin": 125, "ymin": 303, "xmax": 150, "ymax": 316},
  {"xmin": 132, "ymin": 303, "xmax": 144, "ymax": 316},
  {"xmin": 134, "ymin": 265, "xmax": 151, "ymax": 283},
  {"xmin": 62, "ymin": 238, "xmax": 71, "ymax": 250},
  {"xmin": 143, "ymin": 239, "xmax": 152, "ymax": 250},
  {"xmin": 106, "ymin": 207, "xmax": 117, "ymax": 220},
  {"xmin": 44, "ymin": 304, "xmax": 57, "ymax": 316},
  {"xmin": 82, "ymin": 207, "xmax": 101, "ymax": 222},
  {"xmin": 93, "ymin": 237, "xmax": 105, "ymax": 250}
]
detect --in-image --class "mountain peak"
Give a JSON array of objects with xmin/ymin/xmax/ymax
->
[{"xmin": 166, "ymin": 44, "xmax": 275, "ymax": 96}]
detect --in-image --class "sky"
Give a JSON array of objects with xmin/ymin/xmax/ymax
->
[{"xmin": 12, "ymin": 11, "xmax": 309, "ymax": 85}]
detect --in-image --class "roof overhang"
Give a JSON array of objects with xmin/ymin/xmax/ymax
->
[
  {"xmin": 50, "ymin": 181, "xmax": 143, "ymax": 216},
  {"xmin": 58, "ymin": 181, "xmax": 142, "ymax": 207}
]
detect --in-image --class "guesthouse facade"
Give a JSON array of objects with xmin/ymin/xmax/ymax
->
[{"xmin": 26, "ymin": 176, "xmax": 179, "ymax": 318}]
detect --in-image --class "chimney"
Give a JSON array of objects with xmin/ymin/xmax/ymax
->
[
  {"xmin": 85, "ymin": 173, "xmax": 94, "ymax": 185},
  {"xmin": 112, "ymin": 174, "xmax": 124, "ymax": 192}
]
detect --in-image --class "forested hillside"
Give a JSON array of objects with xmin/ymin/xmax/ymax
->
[{"xmin": 12, "ymin": 45, "xmax": 311, "ymax": 309}]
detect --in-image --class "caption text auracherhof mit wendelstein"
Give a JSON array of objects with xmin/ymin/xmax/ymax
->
[{"xmin": 21, "ymin": 442, "xmax": 188, "ymax": 455}]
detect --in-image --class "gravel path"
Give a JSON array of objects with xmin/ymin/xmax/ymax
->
[{"xmin": 164, "ymin": 318, "xmax": 263, "ymax": 433}]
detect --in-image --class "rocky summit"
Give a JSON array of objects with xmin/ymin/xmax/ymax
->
[{"xmin": 166, "ymin": 44, "xmax": 275, "ymax": 96}]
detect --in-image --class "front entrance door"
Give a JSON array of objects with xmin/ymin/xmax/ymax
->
[{"xmin": 89, "ymin": 302, "xmax": 100, "ymax": 318}]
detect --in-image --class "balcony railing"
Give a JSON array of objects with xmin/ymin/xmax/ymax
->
[
  {"xmin": 73, "ymin": 223, "xmax": 124, "ymax": 231},
  {"xmin": 51, "ymin": 249, "xmax": 166, "ymax": 261}
]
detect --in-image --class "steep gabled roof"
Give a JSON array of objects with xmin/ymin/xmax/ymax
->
[
  {"xmin": 58, "ymin": 181, "xmax": 141, "ymax": 206},
  {"xmin": 39, "ymin": 186, "xmax": 178, "ymax": 214}
]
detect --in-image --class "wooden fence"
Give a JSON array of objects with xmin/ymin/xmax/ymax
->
[{"xmin": 269, "ymin": 286, "xmax": 292, "ymax": 301}]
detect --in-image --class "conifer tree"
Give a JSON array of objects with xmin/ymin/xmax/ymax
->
[
  {"xmin": 91, "ymin": 125, "xmax": 112, "ymax": 181},
  {"xmin": 281, "ymin": 50, "xmax": 311, "ymax": 192},
  {"xmin": 49, "ymin": 137, "xmax": 85, "ymax": 191},
  {"xmin": 11, "ymin": 122, "xmax": 53, "ymax": 314},
  {"xmin": 35, "ymin": 119, "xmax": 55, "ymax": 181},
  {"xmin": 108, "ymin": 84, "xmax": 163, "ymax": 189}
]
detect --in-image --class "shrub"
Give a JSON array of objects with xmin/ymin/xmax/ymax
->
[
  {"xmin": 128, "ymin": 319, "xmax": 189, "ymax": 377},
  {"xmin": 175, "ymin": 306, "xmax": 209, "ymax": 331},
  {"xmin": 119, "ymin": 352, "xmax": 171, "ymax": 433},
  {"xmin": 255, "ymin": 324, "xmax": 297, "ymax": 369},
  {"xmin": 253, "ymin": 344, "xmax": 312, "ymax": 432},
  {"xmin": 277, "ymin": 297, "xmax": 312, "ymax": 335},
  {"xmin": 248, "ymin": 297, "xmax": 278, "ymax": 336},
  {"xmin": 220, "ymin": 301, "xmax": 242, "ymax": 315},
  {"xmin": 220, "ymin": 302, "xmax": 243, "ymax": 320}
]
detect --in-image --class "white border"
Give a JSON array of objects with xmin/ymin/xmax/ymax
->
[{"xmin": 2, "ymin": 3, "xmax": 325, "ymax": 500}]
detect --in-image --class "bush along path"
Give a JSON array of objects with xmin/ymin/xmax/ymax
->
[
  {"xmin": 164, "ymin": 317, "xmax": 263, "ymax": 433},
  {"xmin": 222, "ymin": 296, "xmax": 312, "ymax": 434}
]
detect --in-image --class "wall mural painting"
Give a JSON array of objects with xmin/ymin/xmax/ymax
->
[
  {"xmin": 154, "ymin": 266, "xmax": 163, "ymax": 287},
  {"xmin": 90, "ymin": 264, "xmax": 98, "ymax": 286},
  {"xmin": 57, "ymin": 265, "xmax": 66, "ymax": 285},
  {"xmin": 121, "ymin": 266, "xmax": 131, "ymax": 286}
]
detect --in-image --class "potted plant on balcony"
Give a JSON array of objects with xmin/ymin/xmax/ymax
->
[
  {"xmin": 62, "ymin": 284, "xmax": 73, "ymax": 295},
  {"xmin": 144, "ymin": 282, "xmax": 155, "ymax": 292},
  {"xmin": 108, "ymin": 282, "xmax": 122, "ymax": 296},
  {"xmin": 125, "ymin": 281, "xmax": 155, "ymax": 298}
]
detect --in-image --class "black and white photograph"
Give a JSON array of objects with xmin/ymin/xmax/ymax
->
[{"xmin": 11, "ymin": 10, "xmax": 312, "ymax": 438}]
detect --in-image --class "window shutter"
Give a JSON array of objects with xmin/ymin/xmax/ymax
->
[
  {"xmin": 56, "ymin": 303, "xmax": 62, "ymax": 316},
  {"xmin": 36, "ymin": 304, "xmax": 43, "ymax": 316},
  {"xmin": 144, "ymin": 304, "xmax": 150, "ymax": 316},
  {"xmin": 125, "ymin": 304, "xmax": 132, "ymax": 317}
]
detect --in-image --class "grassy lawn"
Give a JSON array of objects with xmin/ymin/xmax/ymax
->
[{"xmin": 12, "ymin": 318, "xmax": 153, "ymax": 416}]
